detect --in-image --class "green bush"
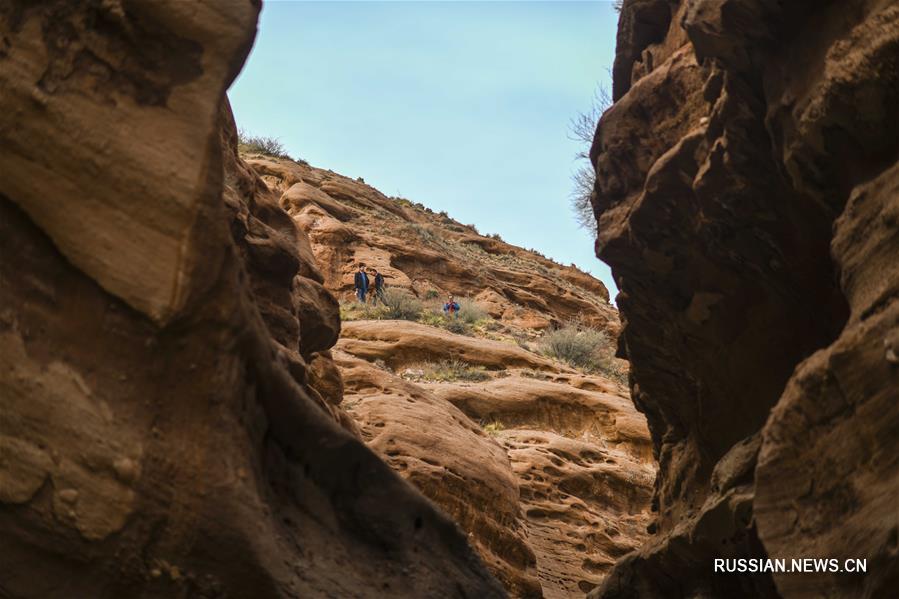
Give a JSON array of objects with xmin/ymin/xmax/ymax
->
[
  {"xmin": 425, "ymin": 289, "xmax": 439, "ymax": 300},
  {"xmin": 417, "ymin": 308, "xmax": 473, "ymax": 336},
  {"xmin": 339, "ymin": 300, "xmax": 385, "ymax": 321},
  {"xmin": 340, "ymin": 289, "xmax": 423, "ymax": 322},
  {"xmin": 443, "ymin": 318, "xmax": 472, "ymax": 336},
  {"xmin": 379, "ymin": 288, "xmax": 423, "ymax": 321},
  {"xmin": 418, "ymin": 310, "xmax": 445, "ymax": 327},
  {"xmin": 538, "ymin": 323, "xmax": 614, "ymax": 373},
  {"xmin": 482, "ymin": 421, "xmax": 505, "ymax": 436},
  {"xmin": 416, "ymin": 298, "xmax": 489, "ymax": 336}
]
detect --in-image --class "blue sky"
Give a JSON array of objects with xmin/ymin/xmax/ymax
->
[{"xmin": 228, "ymin": 1, "xmax": 620, "ymax": 298}]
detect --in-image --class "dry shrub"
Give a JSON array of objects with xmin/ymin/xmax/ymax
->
[{"xmin": 538, "ymin": 322, "xmax": 614, "ymax": 374}]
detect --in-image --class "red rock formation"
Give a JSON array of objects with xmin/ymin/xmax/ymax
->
[
  {"xmin": 243, "ymin": 156, "xmax": 619, "ymax": 334},
  {"xmin": 229, "ymin": 94, "xmax": 658, "ymax": 595},
  {"xmin": 335, "ymin": 351, "xmax": 544, "ymax": 597},
  {"xmin": 591, "ymin": 1, "xmax": 899, "ymax": 597},
  {"xmin": 335, "ymin": 319, "xmax": 655, "ymax": 597},
  {"xmin": 0, "ymin": 2, "xmax": 502, "ymax": 596}
]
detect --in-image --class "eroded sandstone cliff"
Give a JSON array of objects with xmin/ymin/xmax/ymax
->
[
  {"xmin": 590, "ymin": 1, "xmax": 899, "ymax": 597},
  {"xmin": 335, "ymin": 321, "xmax": 654, "ymax": 598},
  {"xmin": 243, "ymin": 156, "xmax": 620, "ymax": 335},
  {"xmin": 233, "ymin": 154, "xmax": 657, "ymax": 597},
  {"xmin": 0, "ymin": 2, "xmax": 502, "ymax": 596}
]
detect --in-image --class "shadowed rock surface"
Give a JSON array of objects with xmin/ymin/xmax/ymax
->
[
  {"xmin": 0, "ymin": 2, "xmax": 504, "ymax": 597},
  {"xmin": 590, "ymin": 1, "xmax": 899, "ymax": 598},
  {"xmin": 236, "ymin": 152, "xmax": 657, "ymax": 596}
]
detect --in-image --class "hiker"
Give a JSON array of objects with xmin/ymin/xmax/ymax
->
[
  {"xmin": 354, "ymin": 265, "xmax": 369, "ymax": 303},
  {"xmin": 443, "ymin": 294, "xmax": 461, "ymax": 318},
  {"xmin": 370, "ymin": 268, "xmax": 387, "ymax": 305}
]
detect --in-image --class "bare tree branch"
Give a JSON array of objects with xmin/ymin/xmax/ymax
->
[{"xmin": 568, "ymin": 85, "xmax": 611, "ymax": 238}]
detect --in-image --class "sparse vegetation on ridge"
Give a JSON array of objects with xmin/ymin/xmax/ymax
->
[
  {"xmin": 401, "ymin": 359, "xmax": 490, "ymax": 383},
  {"xmin": 538, "ymin": 321, "xmax": 616, "ymax": 377},
  {"xmin": 417, "ymin": 297, "xmax": 491, "ymax": 337},
  {"xmin": 379, "ymin": 288, "xmax": 424, "ymax": 320},
  {"xmin": 238, "ymin": 129, "xmax": 307, "ymax": 163},
  {"xmin": 339, "ymin": 288, "xmax": 422, "ymax": 321},
  {"xmin": 340, "ymin": 290, "xmax": 495, "ymax": 338},
  {"xmin": 482, "ymin": 421, "xmax": 505, "ymax": 436}
]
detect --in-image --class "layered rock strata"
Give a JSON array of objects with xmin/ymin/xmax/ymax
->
[
  {"xmin": 0, "ymin": 2, "xmax": 502, "ymax": 596},
  {"xmin": 335, "ymin": 321, "xmax": 655, "ymax": 597},
  {"xmin": 243, "ymin": 156, "xmax": 619, "ymax": 335},
  {"xmin": 590, "ymin": 1, "xmax": 899, "ymax": 597},
  {"xmin": 240, "ymin": 153, "xmax": 658, "ymax": 596}
]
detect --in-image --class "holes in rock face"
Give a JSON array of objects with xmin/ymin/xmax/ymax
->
[
  {"xmin": 582, "ymin": 558, "xmax": 607, "ymax": 574},
  {"xmin": 579, "ymin": 450, "xmax": 601, "ymax": 463},
  {"xmin": 414, "ymin": 515, "xmax": 423, "ymax": 530},
  {"xmin": 543, "ymin": 465, "xmax": 563, "ymax": 477}
]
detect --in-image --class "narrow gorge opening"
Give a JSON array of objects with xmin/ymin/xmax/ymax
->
[
  {"xmin": 225, "ymin": 4, "xmax": 661, "ymax": 596},
  {"xmin": 1, "ymin": 1, "xmax": 896, "ymax": 599}
]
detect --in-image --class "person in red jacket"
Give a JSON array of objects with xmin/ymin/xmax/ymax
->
[{"xmin": 443, "ymin": 294, "xmax": 460, "ymax": 317}]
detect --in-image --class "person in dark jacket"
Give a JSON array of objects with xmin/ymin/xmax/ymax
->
[
  {"xmin": 443, "ymin": 294, "xmax": 461, "ymax": 317},
  {"xmin": 370, "ymin": 269, "xmax": 387, "ymax": 305},
  {"xmin": 354, "ymin": 265, "xmax": 369, "ymax": 302}
]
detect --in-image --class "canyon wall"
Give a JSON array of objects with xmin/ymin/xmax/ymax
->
[
  {"xmin": 590, "ymin": 1, "xmax": 899, "ymax": 597},
  {"xmin": 237, "ymin": 154, "xmax": 657, "ymax": 597},
  {"xmin": 0, "ymin": 2, "xmax": 502, "ymax": 597},
  {"xmin": 245, "ymin": 155, "xmax": 619, "ymax": 335}
]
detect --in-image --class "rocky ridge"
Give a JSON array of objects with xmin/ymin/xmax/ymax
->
[
  {"xmin": 590, "ymin": 1, "xmax": 899, "ymax": 597},
  {"xmin": 243, "ymin": 155, "xmax": 620, "ymax": 335},
  {"xmin": 234, "ymin": 154, "xmax": 657, "ymax": 597}
]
